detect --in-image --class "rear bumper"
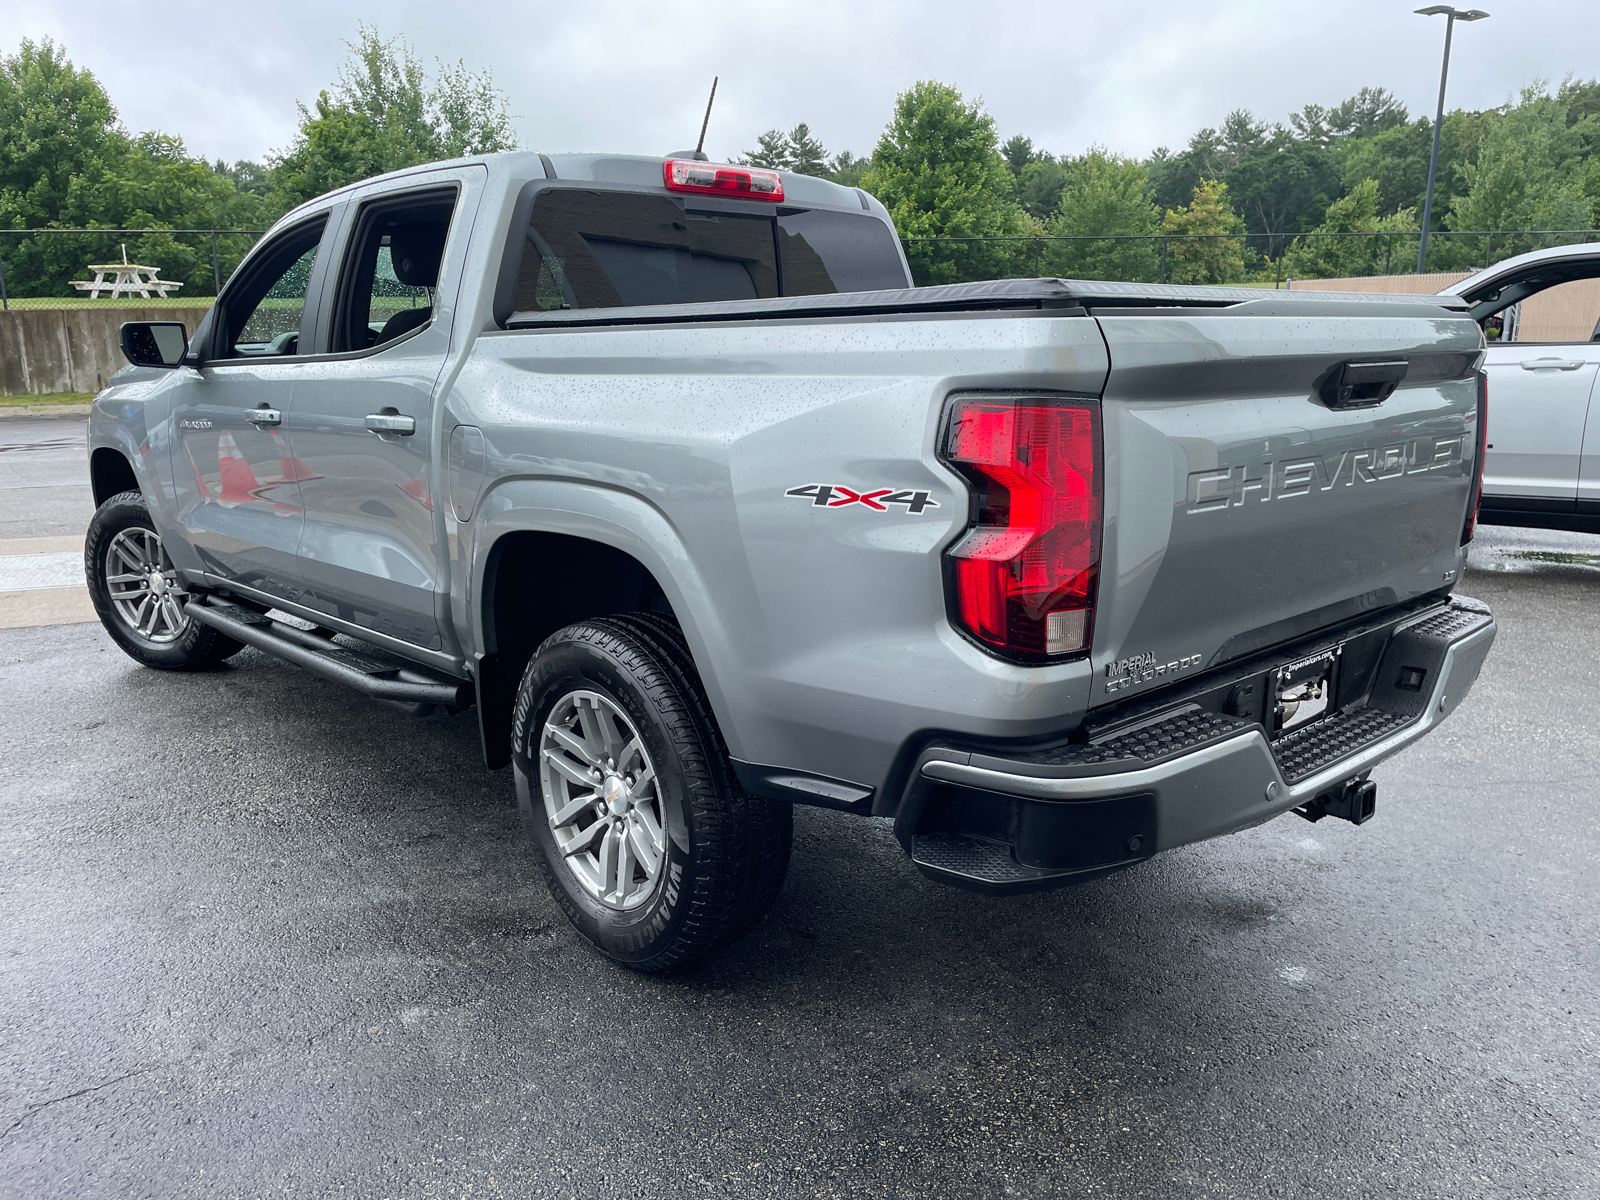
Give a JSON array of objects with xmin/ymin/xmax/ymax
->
[{"xmin": 897, "ymin": 596, "xmax": 1496, "ymax": 892}]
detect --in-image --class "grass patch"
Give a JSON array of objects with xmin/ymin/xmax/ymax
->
[
  {"xmin": 2, "ymin": 296, "xmax": 214, "ymax": 310},
  {"xmin": 0, "ymin": 392, "xmax": 96, "ymax": 408}
]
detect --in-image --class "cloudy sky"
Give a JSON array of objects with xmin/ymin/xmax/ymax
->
[{"xmin": 9, "ymin": 0, "xmax": 1595, "ymax": 167}]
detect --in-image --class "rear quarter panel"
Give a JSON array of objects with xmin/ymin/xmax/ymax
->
[{"xmin": 450, "ymin": 314, "xmax": 1108, "ymax": 795}]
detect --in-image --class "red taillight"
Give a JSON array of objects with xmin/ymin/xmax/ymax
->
[
  {"xmin": 663, "ymin": 159, "xmax": 784, "ymax": 202},
  {"xmin": 942, "ymin": 397, "xmax": 1101, "ymax": 661},
  {"xmin": 1462, "ymin": 369, "xmax": 1487, "ymax": 544}
]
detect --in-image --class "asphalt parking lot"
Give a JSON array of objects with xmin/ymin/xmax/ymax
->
[{"xmin": 1, "ymin": 414, "xmax": 1596, "ymax": 1199}]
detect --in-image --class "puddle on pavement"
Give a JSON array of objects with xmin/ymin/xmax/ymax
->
[{"xmin": 1473, "ymin": 549, "xmax": 1600, "ymax": 572}]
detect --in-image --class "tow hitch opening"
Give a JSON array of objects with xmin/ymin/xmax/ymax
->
[{"xmin": 1295, "ymin": 778, "xmax": 1377, "ymax": 825}]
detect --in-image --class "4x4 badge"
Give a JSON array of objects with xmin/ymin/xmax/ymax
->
[{"xmin": 785, "ymin": 484, "xmax": 939, "ymax": 513}]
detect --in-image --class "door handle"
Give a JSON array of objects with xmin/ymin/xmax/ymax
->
[
  {"xmin": 246, "ymin": 405, "xmax": 282, "ymax": 426},
  {"xmin": 365, "ymin": 411, "xmax": 416, "ymax": 435},
  {"xmin": 1519, "ymin": 358, "xmax": 1586, "ymax": 371}
]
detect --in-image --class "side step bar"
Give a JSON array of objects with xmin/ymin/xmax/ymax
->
[{"xmin": 185, "ymin": 596, "xmax": 473, "ymax": 712}]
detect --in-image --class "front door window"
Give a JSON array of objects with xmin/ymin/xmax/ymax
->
[
  {"xmin": 235, "ymin": 247, "xmax": 319, "ymax": 355},
  {"xmin": 167, "ymin": 215, "xmax": 332, "ymax": 600}
]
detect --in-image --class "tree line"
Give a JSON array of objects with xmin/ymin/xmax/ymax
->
[
  {"xmin": 749, "ymin": 78, "xmax": 1600, "ymax": 285},
  {"xmin": 3, "ymin": 28, "xmax": 1598, "ymax": 297},
  {"xmin": 0, "ymin": 28, "xmax": 513, "ymax": 297}
]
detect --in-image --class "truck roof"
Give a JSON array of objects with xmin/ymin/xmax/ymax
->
[{"xmin": 274, "ymin": 151, "xmax": 873, "ymax": 231}]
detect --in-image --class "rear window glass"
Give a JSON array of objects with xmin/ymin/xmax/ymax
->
[
  {"xmin": 511, "ymin": 189, "xmax": 906, "ymax": 313},
  {"xmin": 516, "ymin": 191, "xmax": 776, "ymax": 311},
  {"xmin": 777, "ymin": 210, "xmax": 907, "ymax": 296}
]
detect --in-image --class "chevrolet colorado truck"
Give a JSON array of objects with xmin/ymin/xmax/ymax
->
[{"xmin": 86, "ymin": 151, "xmax": 1496, "ymax": 969}]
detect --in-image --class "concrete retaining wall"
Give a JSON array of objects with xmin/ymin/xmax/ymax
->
[{"xmin": 0, "ymin": 306, "xmax": 213, "ymax": 396}]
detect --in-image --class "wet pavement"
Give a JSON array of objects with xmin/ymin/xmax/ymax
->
[{"xmin": 0, "ymin": 414, "xmax": 1597, "ymax": 1198}]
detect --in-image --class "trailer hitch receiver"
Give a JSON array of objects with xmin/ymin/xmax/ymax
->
[{"xmin": 1294, "ymin": 778, "xmax": 1377, "ymax": 825}]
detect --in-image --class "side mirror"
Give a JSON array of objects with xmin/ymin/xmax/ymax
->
[{"xmin": 119, "ymin": 321, "xmax": 189, "ymax": 368}]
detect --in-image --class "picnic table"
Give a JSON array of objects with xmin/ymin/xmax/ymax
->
[{"xmin": 69, "ymin": 262, "xmax": 183, "ymax": 299}]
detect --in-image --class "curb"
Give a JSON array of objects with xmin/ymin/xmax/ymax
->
[{"xmin": 0, "ymin": 405, "xmax": 93, "ymax": 419}]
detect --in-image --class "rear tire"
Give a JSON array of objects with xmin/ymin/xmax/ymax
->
[
  {"xmin": 85, "ymin": 490, "xmax": 244, "ymax": 670},
  {"xmin": 610, "ymin": 612, "xmax": 792, "ymax": 938},
  {"xmin": 511, "ymin": 615, "xmax": 791, "ymax": 971}
]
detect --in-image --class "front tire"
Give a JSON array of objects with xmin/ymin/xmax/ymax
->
[
  {"xmin": 511, "ymin": 616, "xmax": 791, "ymax": 971},
  {"xmin": 85, "ymin": 490, "xmax": 243, "ymax": 670}
]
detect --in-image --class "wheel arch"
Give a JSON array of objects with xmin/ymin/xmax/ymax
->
[
  {"xmin": 90, "ymin": 447, "xmax": 140, "ymax": 506},
  {"xmin": 469, "ymin": 480, "xmax": 740, "ymax": 770}
]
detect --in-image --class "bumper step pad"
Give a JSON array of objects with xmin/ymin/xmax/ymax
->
[
  {"xmin": 910, "ymin": 833, "xmax": 1033, "ymax": 884},
  {"xmin": 1273, "ymin": 707, "xmax": 1413, "ymax": 783},
  {"xmin": 966, "ymin": 710, "xmax": 1251, "ymax": 779}
]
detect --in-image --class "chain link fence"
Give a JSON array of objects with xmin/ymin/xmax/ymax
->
[
  {"xmin": 0, "ymin": 228, "xmax": 265, "ymax": 310},
  {"xmin": 3, "ymin": 225, "xmax": 1598, "ymax": 309},
  {"xmin": 898, "ymin": 228, "xmax": 1600, "ymax": 288}
]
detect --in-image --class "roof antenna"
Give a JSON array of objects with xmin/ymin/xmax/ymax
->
[
  {"xmin": 668, "ymin": 77, "xmax": 718, "ymax": 162},
  {"xmin": 691, "ymin": 77, "xmax": 718, "ymax": 161}
]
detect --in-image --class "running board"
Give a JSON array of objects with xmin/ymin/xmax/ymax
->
[{"xmin": 185, "ymin": 596, "xmax": 472, "ymax": 712}]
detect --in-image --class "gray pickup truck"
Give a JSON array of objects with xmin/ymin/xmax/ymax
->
[{"xmin": 87, "ymin": 151, "xmax": 1496, "ymax": 969}]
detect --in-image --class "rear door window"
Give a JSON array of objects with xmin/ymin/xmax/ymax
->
[{"xmin": 511, "ymin": 188, "xmax": 908, "ymax": 314}]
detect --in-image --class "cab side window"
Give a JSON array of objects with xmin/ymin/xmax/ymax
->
[
  {"xmin": 330, "ymin": 188, "xmax": 459, "ymax": 354},
  {"xmin": 220, "ymin": 217, "xmax": 327, "ymax": 357}
]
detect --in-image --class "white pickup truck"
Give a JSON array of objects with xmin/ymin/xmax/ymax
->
[
  {"xmin": 1443, "ymin": 242, "xmax": 1600, "ymax": 533},
  {"xmin": 86, "ymin": 151, "xmax": 1495, "ymax": 968}
]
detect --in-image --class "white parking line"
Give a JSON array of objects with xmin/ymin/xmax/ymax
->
[
  {"xmin": 0, "ymin": 538, "xmax": 96, "ymax": 629},
  {"xmin": 0, "ymin": 551, "xmax": 85, "ymax": 591}
]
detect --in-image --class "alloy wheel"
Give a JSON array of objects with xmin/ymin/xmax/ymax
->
[
  {"xmin": 538, "ymin": 689, "xmax": 668, "ymax": 910},
  {"xmin": 104, "ymin": 527, "xmax": 191, "ymax": 644}
]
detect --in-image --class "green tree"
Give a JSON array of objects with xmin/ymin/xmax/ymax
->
[
  {"xmin": 215, "ymin": 159, "xmax": 272, "ymax": 198},
  {"xmin": 431, "ymin": 56, "xmax": 516, "ymax": 159},
  {"xmin": 1040, "ymin": 148, "xmax": 1160, "ymax": 281},
  {"xmin": 1335, "ymin": 119, "xmax": 1435, "ymax": 218},
  {"xmin": 740, "ymin": 124, "xmax": 834, "ymax": 177},
  {"xmin": 1016, "ymin": 159, "xmax": 1067, "ymax": 220},
  {"xmin": 1146, "ymin": 109, "xmax": 1266, "ymax": 213},
  {"xmin": 859, "ymin": 80, "xmax": 1023, "ymax": 285},
  {"xmin": 1583, "ymin": 156, "xmax": 1600, "ymax": 229},
  {"xmin": 827, "ymin": 150, "xmax": 869, "ymax": 188},
  {"xmin": 1442, "ymin": 80, "xmax": 1597, "ymax": 266},
  {"xmin": 268, "ymin": 25, "xmax": 514, "ymax": 214},
  {"xmin": 0, "ymin": 38, "xmax": 261, "ymax": 296},
  {"xmin": 0, "ymin": 37, "xmax": 122, "ymax": 228},
  {"xmin": 1001, "ymin": 134, "xmax": 1037, "ymax": 177},
  {"xmin": 742, "ymin": 129, "xmax": 790, "ymax": 169},
  {"xmin": 1280, "ymin": 178, "xmax": 1418, "ymax": 278},
  {"xmin": 1162, "ymin": 179, "xmax": 1249, "ymax": 284},
  {"xmin": 1291, "ymin": 87, "xmax": 1408, "ymax": 146},
  {"xmin": 786, "ymin": 123, "xmax": 829, "ymax": 175},
  {"xmin": 1225, "ymin": 133, "xmax": 1339, "ymax": 253}
]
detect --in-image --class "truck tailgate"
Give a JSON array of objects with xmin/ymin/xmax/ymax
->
[{"xmin": 1090, "ymin": 308, "xmax": 1483, "ymax": 706}]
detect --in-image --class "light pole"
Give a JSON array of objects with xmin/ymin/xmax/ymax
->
[{"xmin": 1415, "ymin": 6, "xmax": 1489, "ymax": 274}]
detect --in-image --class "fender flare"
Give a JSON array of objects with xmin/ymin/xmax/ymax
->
[{"xmin": 469, "ymin": 477, "xmax": 751, "ymax": 759}]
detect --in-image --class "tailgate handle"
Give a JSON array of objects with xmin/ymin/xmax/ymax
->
[{"xmin": 1318, "ymin": 359, "xmax": 1408, "ymax": 410}]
